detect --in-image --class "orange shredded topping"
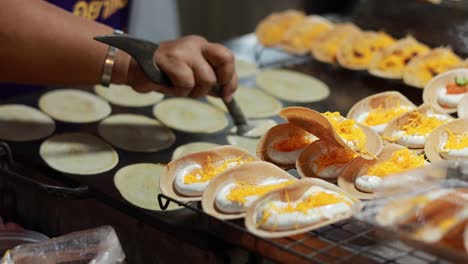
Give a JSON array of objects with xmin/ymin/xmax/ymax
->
[
  {"xmin": 184, "ymin": 155, "xmax": 253, "ymax": 184},
  {"xmin": 315, "ymin": 148, "xmax": 357, "ymax": 173},
  {"xmin": 446, "ymin": 83, "xmax": 467, "ymax": 94},
  {"xmin": 227, "ymin": 180, "xmax": 295, "ymax": 204},
  {"xmin": 273, "ymin": 134, "xmax": 315, "ymax": 152},
  {"xmin": 367, "ymin": 148, "xmax": 425, "ymax": 177}
]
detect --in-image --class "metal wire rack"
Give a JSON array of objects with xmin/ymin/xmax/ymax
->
[{"xmin": 157, "ymin": 194, "xmax": 448, "ymax": 264}]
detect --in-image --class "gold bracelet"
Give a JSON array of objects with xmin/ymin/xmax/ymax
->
[{"xmin": 101, "ymin": 29, "xmax": 124, "ymax": 87}]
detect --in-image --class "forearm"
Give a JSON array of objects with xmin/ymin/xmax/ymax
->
[{"xmin": 0, "ymin": 0, "xmax": 130, "ymax": 85}]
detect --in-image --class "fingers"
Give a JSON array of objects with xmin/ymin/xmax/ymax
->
[
  {"xmin": 188, "ymin": 58, "xmax": 217, "ymax": 98},
  {"xmin": 207, "ymin": 73, "xmax": 238, "ymax": 102},
  {"xmin": 202, "ymin": 43, "xmax": 235, "ymax": 86},
  {"xmin": 127, "ymin": 35, "xmax": 236, "ymax": 99},
  {"xmin": 127, "ymin": 60, "xmax": 175, "ymax": 95},
  {"xmin": 155, "ymin": 54, "xmax": 195, "ymax": 97}
]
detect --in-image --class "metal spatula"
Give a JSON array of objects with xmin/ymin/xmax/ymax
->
[{"xmin": 94, "ymin": 34, "xmax": 254, "ymax": 136}]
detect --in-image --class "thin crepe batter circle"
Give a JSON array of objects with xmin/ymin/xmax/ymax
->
[
  {"xmin": 256, "ymin": 69, "xmax": 330, "ymax": 102},
  {"xmin": 0, "ymin": 104, "xmax": 55, "ymax": 141},
  {"xmin": 172, "ymin": 142, "xmax": 221, "ymax": 160},
  {"xmin": 206, "ymin": 86, "xmax": 282, "ymax": 118},
  {"xmin": 94, "ymin": 84, "xmax": 164, "ymax": 107},
  {"xmin": 39, "ymin": 89, "xmax": 111, "ymax": 123},
  {"xmin": 235, "ymin": 58, "xmax": 258, "ymax": 78},
  {"xmin": 40, "ymin": 133, "xmax": 118, "ymax": 175},
  {"xmin": 114, "ymin": 163, "xmax": 182, "ymax": 211},
  {"xmin": 98, "ymin": 114, "xmax": 175, "ymax": 152},
  {"xmin": 153, "ymin": 98, "xmax": 228, "ymax": 133}
]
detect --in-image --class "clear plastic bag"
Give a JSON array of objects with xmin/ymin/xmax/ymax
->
[
  {"xmin": 354, "ymin": 161, "xmax": 468, "ymax": 262},
  {"xmin": 2, "ymin": 226, "xmax": 125, "ymax": 264}
]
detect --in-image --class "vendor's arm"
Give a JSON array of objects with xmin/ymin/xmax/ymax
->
[{"xmin": 0, "ymin": 0, "xmax": 237, "ymax": 100}]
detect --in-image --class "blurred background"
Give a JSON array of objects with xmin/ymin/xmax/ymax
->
[
  {"xmin": 127, "ymin": 0, "xmax": 468, "ymax": 56},
  {"xmin": 127, "ymin": 0, "xmax": 358, "ymax": 43}
]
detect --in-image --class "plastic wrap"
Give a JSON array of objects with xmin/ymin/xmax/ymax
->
[
  {"xmin": 2, "ymin": 226, "xmax": 125, "ymax": 264},
  {"xmin": 355, "ymin": 161, "xmax": 468, "ymax": 262}
]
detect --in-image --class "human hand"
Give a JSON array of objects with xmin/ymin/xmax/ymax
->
[{"xmin": 127, "ymin": 35, "xmax": 237, "ymax": 101}]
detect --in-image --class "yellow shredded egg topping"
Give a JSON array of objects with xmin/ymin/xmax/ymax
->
[
  {"xmin": 322, "ymin": 35, "xmax": 348, "ymax": 58},
  {"xmin": 322, "ymin": 112, "xmax": 367, "ymax": 150},
  {"xmin": 377, "ymin": 43, "xmax": 429, "ymax": 71},
  {"xmin": 366, "ymin": 148, "xmax": 425, "ymax": 177},
  {"xmin": 346, "ymin": 32, "xmax": 395, "ymax": 65},
  {"xmin": 315, "ymin": 147, "xmax": 357, "ymax": 173},
  {"xmin": 401, "ymin": 112, "xmax": 447, "ymax": 136},
  {"xmin": 364, "ymin": 103, "xmax": 410, "ymax": 126},
  {"xmin": 226, "ymin": 180, "xmax": 295, "ymax": 204},
  {"xmin": 282, "ymin": 20, "xmax": 332, "ymax": 51},
  {"xmin": 184, "ymin": 156, "xmax": 253, "ymax": 184},
  {"xmin": 415, "ymin": 51, "xmax": 461, "ymax": 84},
  {"xmin": 444, "ymin": 129, "xmax": 468, "ymax": 150},
  {"xmin": 256, "ymin": 11, "xmax": 305, "ymax": 46}
]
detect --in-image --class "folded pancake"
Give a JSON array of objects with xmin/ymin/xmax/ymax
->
[
  {"xmin": 280, "ymin": 15, "xmax": 333, "ymax": 54},
  {"xmin": 245, "ymin": 178, "xmax": 358, "ymax": 238},
  {"xmin": 257, "ymin": 123, "xmax": 317, "ymax": 169},
  {"xmin": 280, "ymin": 107, "xmax": 383, "ymax": 158},
  {"xmin": 423, "ymin": 69, "xmax": 468, "ymax": 114},
  {"xmin": 425, "ymin": 118, "xmax": 468, "ymax": 162},
  {"xmin": 277, "ymin": 107, "xmax": 382, "ymax": 181},
  {"xmin": 297, "ymin": 140, "xmax": 359, "ymax": 182},
  {"xmin": 450, "ymin": 58, "xmax": 468, "ymax": 70},
  {"xmin": 347, "ymin": 91, "xmax": 416, "ymax": 135},
  {"xmin": 369, "ymin": 36, "xmax": 430, "ymax": 79},
  {"xmin": 375, "ymin": 188, "xmax": 459, "ymax": 227},
  {"xmin": 403, "ymin": 48, "xmax": 462, "ymax": 88},
  {"xmin": 339, "ymin": 144, "xmax": 426, "ymax": 199},
  {"xmin": 202, "ymin": 161, "xmax": 297, "ymax": 220},
  {"xmin": 337, "ymin": 31, "xmax": 395, "ymax": 70},
  {"xmin": 160, "ymin": 146, "xmax": 259, "ymax": 202},
  {"xmin": 382, "ymin": 104, "xmax": 453, "ymax": 150},
  {"xmin": 255, "ymin": 10, "xmax": 305, "ymax": 47},
  {"xmin": 311, "ymin": 23, "xmax": 360, "ymax": 64}
]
